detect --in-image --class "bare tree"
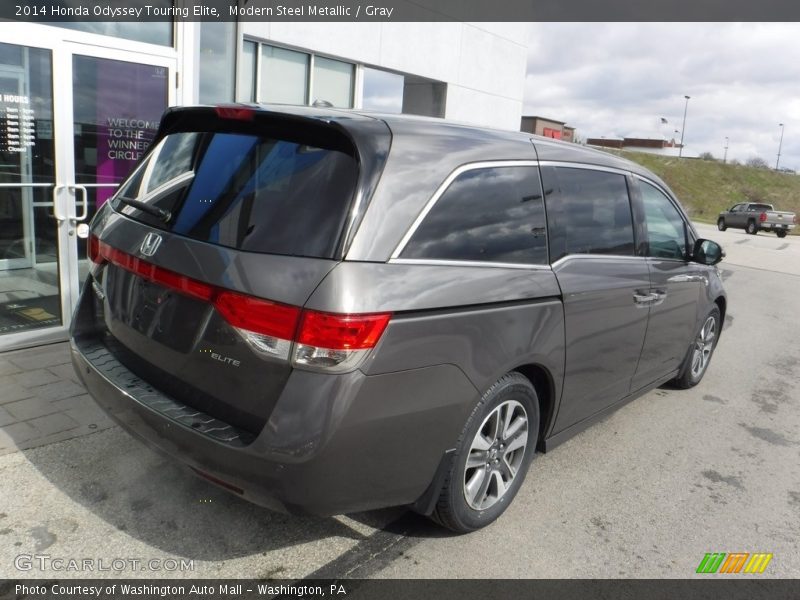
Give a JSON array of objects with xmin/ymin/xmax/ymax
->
[
  {"xmin": 745, "ymin": 156, "xmax": 769, "ymax": 169},
  {"xmin": 698, "ymin": 151, "xmax": 715, "ymax": 160}
]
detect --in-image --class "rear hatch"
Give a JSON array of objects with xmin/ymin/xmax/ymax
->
[{"xmin": 78, "ymin": 106, "xmax": 390, "ymax": 435}]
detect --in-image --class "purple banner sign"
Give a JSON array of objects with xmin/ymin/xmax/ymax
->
[{"xmin": 74, "ymin": 56, "xmax": 167, "ymax": 206}]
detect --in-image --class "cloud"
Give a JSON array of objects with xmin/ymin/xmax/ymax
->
[{"xmin": 524, "ymin": 23, "xmax": 800, "ymax": 169}]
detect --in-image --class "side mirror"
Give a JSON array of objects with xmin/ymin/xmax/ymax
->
[{"xmin": 692, "ymin": 239, "xmax": 724, "ymax": 265}]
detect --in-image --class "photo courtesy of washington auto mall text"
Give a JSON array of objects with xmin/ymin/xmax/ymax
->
[{"xmin": 13, "ymin": 583, "xmax": 348, "ymax": 598}]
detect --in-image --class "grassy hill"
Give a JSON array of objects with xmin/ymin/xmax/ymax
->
[{"xmin": 603, "ymin": 150, "xmax": 800, "ymax": 228}]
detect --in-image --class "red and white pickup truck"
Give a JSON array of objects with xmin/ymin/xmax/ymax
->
[{"xmin": 717, "ymin": 202, "xmax": 796, "ymax": 237}]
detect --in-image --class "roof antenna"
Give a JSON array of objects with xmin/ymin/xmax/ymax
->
[{"xmin": 312, "ymin": 99, "xmax": 334, "ymax": 108}]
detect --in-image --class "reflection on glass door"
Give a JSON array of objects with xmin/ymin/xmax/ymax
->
[
  {"xmin": 0, "ymin": 41, "xmax": 59, "ymax": 338},
  {"xmin": 72, "ymin": 55, "xmax": 168, "ymax": 286}
]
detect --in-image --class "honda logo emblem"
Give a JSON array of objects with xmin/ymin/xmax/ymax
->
[{"xmin": 139, "ymin": 232, "xmax": 162, "ymax": 257}]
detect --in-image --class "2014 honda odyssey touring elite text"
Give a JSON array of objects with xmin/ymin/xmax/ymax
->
[{"xmin": 71, "ymin": 105, "xmax": 727, "ymax": 532}]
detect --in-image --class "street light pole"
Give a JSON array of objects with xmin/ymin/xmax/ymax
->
[
  {"xmin": 679, "ymin": 95, "xmax": 690, "ymax": 158},
  {"xmin": 723, "ymin": 137, "xmax": 729, "ymax": 164},
  {"xmin": 776, "ymin": 123, "xmax": 785, "ymax": 170}
]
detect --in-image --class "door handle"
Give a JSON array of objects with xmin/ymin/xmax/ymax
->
[
  {"xmin": 633, "ymin": 292, "xmax": 657, "ymax": 306},
  {"xmin": 634, "ymin": 289, "xmax": 668, "ymax": 307},
  {"xmin": 650, "ymin": 289, "xmax": 667, "ymax": 306},
  {"xmin": 52, "ymin": 184, "xmax": 66, "ymax": 222},
  {"xmin": 69, "ymin": 184, "xmax": 89, "ymax": 221}
]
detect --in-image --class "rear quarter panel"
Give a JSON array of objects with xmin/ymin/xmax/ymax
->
[{"xmin": 305, "ymin": 262, "xmax": 566, "ymax": 437}]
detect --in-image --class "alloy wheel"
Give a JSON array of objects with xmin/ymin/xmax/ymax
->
[
  {"xmin": 463, "ymin": 400, "xmax": 529, "ymax": 510},
  {"xmin": 690, "ymin": 315, "xmax": 717, "ymax": 379}
]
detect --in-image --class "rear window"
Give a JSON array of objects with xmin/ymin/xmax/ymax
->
[{"xmin": 110, "ymin": 129, "xmax": 358, "ymax": 259}]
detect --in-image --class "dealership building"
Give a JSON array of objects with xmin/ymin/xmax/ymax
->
[{"xmin": 0, "ymin": 19, "xmax": 529, "ymax": 351}]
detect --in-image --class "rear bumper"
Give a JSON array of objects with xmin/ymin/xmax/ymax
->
[
  {"xmin": 759, "ymin": 223, "xmax": 794, "ymax": 230},
  {"xmin": 70, "ymin": 336, "xmax": 476, "ymax": 516}
]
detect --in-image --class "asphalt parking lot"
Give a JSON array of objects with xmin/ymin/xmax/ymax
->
[{"xmin": 0, "ymin": 223, "xmax": 798, "ymax": 580}]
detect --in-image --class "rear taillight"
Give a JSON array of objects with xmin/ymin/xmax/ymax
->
[
  {"xmin": 216, "ymin": 292, "xmax": 300, "ymax": 340},
  {"xmin": 294, "ymin": 311, "xmax": 392, "ymax": 372},
  {"xmin": 759, "ymin": 212, "xmax": 767, "ymax": 222},
  {"xmin": 215, "ymin": 291, "xmax": 301, "ymax": 360},
  {"xmin": 297, "ymin": 311, "xmax": 391, "ymax": 350},
  {"xmin": 93, "ymin": 240, "xmax": 391, "ymax": 371},
  {"xmin": 88, "ymin": 234, "xmax": 102, "ymax": 264}
]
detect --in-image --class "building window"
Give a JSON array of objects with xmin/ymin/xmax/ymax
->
[
  {"xmin": 239, "ymin": 41, "xmax": 445, "ymax": 116},
  {"xmin": 242, "ymin": 42, "xmax": 354, "ymax": 108},
  {"xmin": 56, "ymin": 22, "xmax": 173, "ymax": 47},
  {"xmin": 362, "ymin": 67, "xmax": 404, "ymax": 113},
  {"xmin": 238, "ymin": 41, "xmax": 257, "ymax": 103},
  {"xmin": 199, "ymin": 23, "xmax": 236, "ymax": 104},
  {"xmin": 312, "ymin": 56, "xmax": 354, "ymax": 107},
  {"xmin": 259, "ymin": 45, "xmax": 309, "ymax": 105},
  {"xmin": 402, "ymin": 75, "xmax": 446, "ymax": 118},
  {"xmin": 362, "ymin": 68, "xmax": 445, "ymax": 117}
]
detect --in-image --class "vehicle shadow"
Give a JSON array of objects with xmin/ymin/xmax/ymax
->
[{"xmin": 15, "ymin": 425, "xmax": 425, "ymax": 563}]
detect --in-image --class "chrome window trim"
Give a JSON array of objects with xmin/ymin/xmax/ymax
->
[
  {"xmin": 389, "ymin": 160, "xmax": 542, "ymax": 260},
  {"xmin": 537, "ymin": 160, "xmax": 634, "ymax": 178},
  {"xmin": 389, "ymin": 258, "xmax": 552, "ymax": 271},
  {"xmin": 550, "ymin": 254, "xmax": 648, "ymax": 269}
]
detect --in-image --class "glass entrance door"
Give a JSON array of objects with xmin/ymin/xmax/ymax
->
[
  {"xmin": 0, "ymin": 41, "xmax": 61, "ymax": 343},
  {"xmin": 69, "ymin": 53, "xmax": 170, "ymax": 291},
  {"xmin": 0, "ymin": 33, "xmax": 174, "ymax": 351}
]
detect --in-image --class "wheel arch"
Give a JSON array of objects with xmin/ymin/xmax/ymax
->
[
  {"xmin": 513, "ymin": 363, "xmax": 556, "ymax": 452},
  {"xmin": 714, "ymin": 295, "xmax": 727, "ymax": 334}
]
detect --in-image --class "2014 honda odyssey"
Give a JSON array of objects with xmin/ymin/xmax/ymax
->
[{"xmin": 71, "ymin": 105, "xmax": 726, "ymax": 532}]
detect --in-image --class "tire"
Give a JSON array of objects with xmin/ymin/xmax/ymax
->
[
  {"xmin": 746, "ymin": 220, "xmax": 758, "ymax": 235},
  {"xmin": 776, "ymin": 230, "xmax": 787, "ymax": 238},
  {"xmin": 717, "ymin": 218, "xmax": 727, "ymax": 231},
  {"xmin": 430, "ymin": 372, "xmax": 540, "ymax": 533},
  {"xmin": 671, "ymin": 306, "xmax": 721, "ymax": 389}
]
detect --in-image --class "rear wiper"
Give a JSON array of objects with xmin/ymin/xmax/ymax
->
[{"xmin": 116, "ymin": 196, "xmax": 172, "ymax": 223}]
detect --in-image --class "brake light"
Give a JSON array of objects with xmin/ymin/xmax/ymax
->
[
  {"xmin": 293, "ymin": 311, "xmax": 392, "ymax": 372},
  {"xmin": 215, "ymin": 105, "xmax": 255, "ymax": 121},
  {"xmin": 298, "ymin": 311, "xmax": 391, "ymax": 350},
  {"xmin": 94, "ymin": 240, "xmax": 392, "ymax": 371},
  {"xmin": 215, "ymin": 291, "xmax": 300, "ymax": 341},
  {"xmin": 759, "ymin": 212, "xmax": 767, "ymax": 222},
  {"xmin": 96, "ymin": 240, "xmax": 213, "ymax": 302},
  {"xmin": 89, "ymin": 234, "xmax": 102, "ymax": 264}
]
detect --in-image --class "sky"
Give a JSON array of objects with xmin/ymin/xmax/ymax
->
[{"xmin": 524, "ymin": 23, "xmax": 799, "ymax": 170}]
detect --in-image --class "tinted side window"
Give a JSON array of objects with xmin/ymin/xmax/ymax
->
[
  {"xmin": 544, "ymin": 167, "xmax": 634, "ymax": 261},
  {"xmin": 400, "ymin": 166, "xmax": 547, "ymax": 265},
  {"xmin": 640, "ymin": 181, "xmax": 687, "ymax": 260}
]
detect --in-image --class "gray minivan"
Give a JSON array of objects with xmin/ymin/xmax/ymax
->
[{"xmin": 70, "ymin": 104, "xmax": 726, "ymax": 532}]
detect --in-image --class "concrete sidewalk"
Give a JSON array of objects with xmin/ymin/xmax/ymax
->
[{"xmin": 0, "ymin": 342, "xmax": 114, "ymax": 456}]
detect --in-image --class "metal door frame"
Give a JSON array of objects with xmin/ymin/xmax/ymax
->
[{"xmin": 0, "ymin": 24, "xmax": 178, "ymax": 352}]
